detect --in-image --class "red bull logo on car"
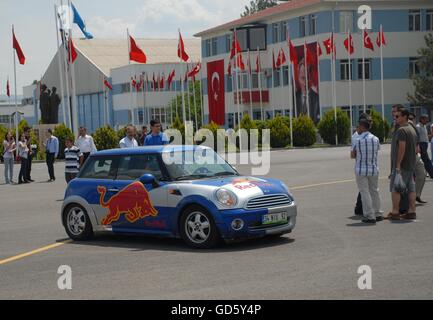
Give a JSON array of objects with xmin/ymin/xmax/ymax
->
[
  {"xmin": 97, "ymin": 182, "xmax": 158, "ymax": 225},
  {"xmin": 231, "ymin": 178, "xmax": 273, "ymax": 191}
]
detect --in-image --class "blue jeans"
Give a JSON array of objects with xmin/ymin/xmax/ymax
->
[{"xmin": 4, "ymin": 157, "xmax": 14, "ymax": 183}]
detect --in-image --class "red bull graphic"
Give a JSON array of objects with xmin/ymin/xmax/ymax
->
[
  {"xmin": 231, "ymin": 178, "xmax": 273, "ymax": 190},
  {"xmin": 97, "ymin": 182, "xmax": 158, "ymax": 225}
]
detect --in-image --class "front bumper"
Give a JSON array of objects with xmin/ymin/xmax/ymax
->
[{"xmin": 216, "ymin": 202, "xmax": 297, "ymax": 240}]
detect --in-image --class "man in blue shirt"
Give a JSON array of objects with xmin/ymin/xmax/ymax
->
[
  {"xmin": 144, "ymin": 120, "xmax": 169, "ymax": 146},
  {"xmin": 44, "ymin": 128, "xmax": 59, "ymax": 182}
]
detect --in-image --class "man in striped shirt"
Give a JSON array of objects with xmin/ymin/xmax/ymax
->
[
  {"xmin": 64, "ymin": 138, "xmax": 83, "ymax": 183},
  {"xmin": 351, "ymin": 119, "xmax": 383, "ymax": 224}
]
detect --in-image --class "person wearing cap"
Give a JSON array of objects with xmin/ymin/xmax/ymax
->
[
  {"xmin": 351, "ymin": 118, "xmax": 383, "ymax": 224},
  {"xmin": 417, "ymin": 114, "xmax": 433, "ymax": 179}
]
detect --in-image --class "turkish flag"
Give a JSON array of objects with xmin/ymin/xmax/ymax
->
[
  {"xmin": 376, "ymin": 30, "xmax": 386, "ymax": 47},
  {"xmin": 227, "ymin": 60, "xmax": 232, "ymax": 76},
  {"xmin": 129, "ymin": 35, "xmax": 147, "ymax": 63},
  {"xmin": 256, "ymin": 54, "xmax": 261, "ymax": 73},
  {"xmin": 207, "ymin": 60, "xmax": 225, "ymax": 125},
  {"xmin": 160, "ymin": 75, "xmax": 165, "ymax": 90},
  {"xmin": 272, "ymin": 50, "xmax": 277, "ymax": 70},
  {"xmin": 12, "ymin": 29, "xmax": 25, "ymax": 65},
  {"xmin": 363, "ymin": 30, "xmax": 375, "ymax": 51},
  {"xmin": 167, "ymin": 69, "xmax": 176, "ymax": 88},
  {"xmin": 188, "ymin": 62, "xmax": 201, "ymax": 79},
  {"xmin": 103, "ymin": 78, "xmax": 112, "ymax": 90},
  {"xmin": 276, "ymin": 48, "xmax": 286, "ymax": 68},
  {"xmin": 317, "ymin": 42, "xmax": 323, "ymax": 57},
  {"xmin": 344, "ymin": 34, "xmax": 354, "ymax": 55},
  {"xmin": 178, "ymin": 32, "xmax": 189, "ymax": 62},
  {"xmin": 68, "ymin": 38, "xmax": 78, "ymax": 63}
]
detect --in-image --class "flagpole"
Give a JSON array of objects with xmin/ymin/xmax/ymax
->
[
  {"xmin": 67, "ymin": 0, "xmax": 79, "ymax": 137},
  {"xmin": 257, "ymin": 47, "xmax": 264, "ymax": 121},
  {"xmin": 362, "ymin": 30, "xmax": 366, "ymax": 113},
  {"xmin": 304, "ymin": 41, "xmax": 310, "ymax": 119},
  {"xmin": 174, "ymin": 72, "xmax": 179, "ymax": 120},
  {"xmin": 178, "ymin": 30, "xmax": 187, "ymax": 124},
  {"xmin": 192, "ymin": 74, "xmax": 198, "ymax": 132},
  {"xmin": 380, "ymin": 24, "xmax": 385, "ymax": 141},
  {"xmin": 234, "ymin": 28, "xmax": 241, "ymax": 129},
  {"xmin": 127, "ymin": 28, "xmax": 136, "ymax": 126},
  {"xmin": 316, "ymin": 36, "xmax": 322, "ymax": 121},
  {"xmin": 199, "ymin": 68, "xmax": 204, "ymax": 127},
  {"xmin": 331, "ymin": 9, "xmax": 338, "ymax": 145},
  {"xmin": 12, "ymin": 26, "xmax": 19, "ymax": 147},
  {"xmin": 59, "ymin": 0, "xmax": 72, "ymax": 129},
  {"xmin": 279, "ymin": 48, "xmax": 284, "ymax": 118},
  {"xmin": 347, "ymin": 29, "xmax": 353, "ymax": 134},
  {"xmin": 54, "ymin": 4, "xmax": 67, "ymax": 125},
  {"xmin": 271, "ymin": 49, "xmax": 275, "ymax": 119},
  {"xmin": 248, "ymin": 49, "xmax": 253, "ymax": 119},
  {"xmin": 286, "ymin": 29, "xmax": 294, "ymax": 148}
]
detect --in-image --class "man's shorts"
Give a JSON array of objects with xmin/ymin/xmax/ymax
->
[{"xmin": 390, "ymin": 169, "xmax": 416, "ymax": 193}]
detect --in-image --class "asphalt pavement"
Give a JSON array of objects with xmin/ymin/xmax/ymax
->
[{"xmin": 0, "ymin": 145, "xmax": 432, "ymax": 299}]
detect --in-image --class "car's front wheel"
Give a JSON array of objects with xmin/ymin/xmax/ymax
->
[
  {"xmin": 63, "ymin": 204, "xmax": 94, "ymax": 241},
  {"xmin": 180, "ymin": 205, "xmax": 221, "ymax": 249}
]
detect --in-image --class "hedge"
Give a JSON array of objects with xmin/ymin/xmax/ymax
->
[
  {"xmin": 292, "ymin": 115, "xmax": 316, "ymax": 147},
  {"xmin": 317, "ymin": 109, "xmax": 351, "ymax": 145},
  {"xmin": 93, "ymin": 126, "xmax": 119, "ymax": 151}
]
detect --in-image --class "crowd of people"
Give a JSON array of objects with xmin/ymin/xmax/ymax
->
[
  {"xmin": 351, "ymin": 105, "xmax": 433, "ymax": 223},
  {"xmin": 1, "ymin": 119, "xmax": 169, "ymax": 185}
]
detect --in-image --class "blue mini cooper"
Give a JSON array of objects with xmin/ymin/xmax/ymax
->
[{"xmin": 62, "ymin": 145, "xmax": 297, "ymax": 248}]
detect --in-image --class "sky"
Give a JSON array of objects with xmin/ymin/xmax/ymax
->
[{"xmin": 0, "ymin": 0, "xmax": 251, "ymax": 96}]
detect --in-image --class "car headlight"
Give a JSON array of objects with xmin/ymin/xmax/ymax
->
[{"xmin": 215, "ymin": 188, "xmax": 237, "ymax": 207}]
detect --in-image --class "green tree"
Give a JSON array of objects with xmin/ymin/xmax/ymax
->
[
  {"xmin": 267, "ymin": 115, "xmax": 291, "ymax": 148},
  {"xmin": 317, "ymin": 109, "xmax": 351, "ymax": 145},
  {"xmin": 53, "ymin": 124, "xmax": 74, "ymax": 159},
  {"xmin": 93, "ymin": 126, "xmax": 119, "ymax": 151},
  {"xmin": 408, "ymin": 33, "xmax": 433, "ymax": 109},
  {"xmin": 292, "ymin": 115, "xmax": 317, "ymax": 147},
  {"xmin": 369, "ymin": 109, "xmax": 390, "ymax": 143},
  {"xmin": 241, "ymin": 0, "xmax": 278, "ymax": 17},
  {"xmin": 0, "ymin": 125, "xmax": 8, "ymax": 157},
  {"xmin": 168, "ymin": 80, "xmax": 203, "ymax": 130}
]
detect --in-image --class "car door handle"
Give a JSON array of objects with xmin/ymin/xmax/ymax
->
[{"xmin": 108, "ymin": 188, "xmax": 120, "ymax": 193}]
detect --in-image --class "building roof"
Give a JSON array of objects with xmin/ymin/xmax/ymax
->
[
  {"xmin": 195, "ymin": 0, "xmax": 323, "ymax": 37},
  {"xmin": 74, "ymin": 38, "xmax": 201, "ymax": 75}
]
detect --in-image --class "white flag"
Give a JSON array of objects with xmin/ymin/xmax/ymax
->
[{"xmin": 57, "ymin": 5, "xmax": 73, "ymax": 30}]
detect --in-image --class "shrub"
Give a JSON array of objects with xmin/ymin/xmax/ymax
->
[
  {"xmin": 239, "ymin": 114, "xmax": 257, "ymax": 133},
  {"xmin": 93, "ymin": 126, "xmax": 119, "ymax": 151},
  {"xmin": 267, "ymin": 115, "xmax": 291, "ymax": 148},
  {"xmin": 0, "ymin": 125, "xmax": 8, "ymax": 159},
  {"xmin": 199, "ymin": 121, "xmax": 223, "ymax": 150},
  {"xmin": 317, "ymin": 108, "xmax": 350, "ymax": 145},
  {"xmin": 53, "ymin": 123, "xmax": 74, "ymax": 159},
  {"xmin": 168, "ymin": 116, "xmax": 186, "ymax": 144},
  {"xmin": 117, "ymin": 126, "xmax": 128, "ymax": 142},
  {"xmin": 369, "ymin": 109, "xmax": 391, "ymax": 143},
  {"xmin": 292, "ymin": 115, "xmax": 317, "ymax": 147}
]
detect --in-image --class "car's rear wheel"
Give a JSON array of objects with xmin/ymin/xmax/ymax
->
[
  {"xmin": 180, "ymin": 205, "xmax": 221, "ymax": 249},
  {"xmin": 63, "ymin": 204, "xmax": 94, "ymax": 241}
]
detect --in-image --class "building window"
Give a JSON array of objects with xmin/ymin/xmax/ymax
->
[
  {"xmin": 409, "ymin": 9, "xmax": 421, "ymax": 31},
  {"xmin": 282, "ymin": 66, "xmax": 289, "ymax": 86},
  {"xmin": 340, "ymin": 59, "xmax": 353, "ymax": 80},
  {"xmin": 272, "ymin": 23, "xmax": 280, "ymax": 43},
  {"xmin": 310, "ymin": 15, "xmax": 317, "ymax": 35},
  {"xmin": 121, "ymin": 83, "xmax": 130, "ymax": 93},
  {"xmin": 339, "ymin": 11, "xmax": 353, "ymax": 33},
  {"xmin": 427, "ymin": 9, "xmax": 433, "ymax": 31},
  {"xmin": 205, "ymin": 39, "xmax": 211, "ymax": 57},
  {"xmin": 273, "ymin": 69, "xmax": 281, "ymax": 87},
  {"xmin": 225, "ymin": 34, "xmax": 232, "ymax": 53},
  {"xmin": 299, "ymin": 16, "xmax": 307, "ymax": 37},
  {"xmin": 409, "ymin": 57, "xmax": 420, "ymax": 76},
  {"xmin": 358, "ymin": 59, "xmax": 371, "ymax": 80},
  {"xmin": 249, "ymin": 27, "xmax": 266, "ymax": 51},
  {"xmin": 151, "ymin": 107, "xmax": 167, "ymax": 124},
  {"xmin": 211, "ymin": 37, "xmax": 218, "ymax": 56},
  {"xmin": 281, "ymin": 22, "xmax": 287, "ymax": 41}
]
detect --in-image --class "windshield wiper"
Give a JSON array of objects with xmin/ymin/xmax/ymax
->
[
  {"xmin": 213, "ymin": 171, "xmax": 238, "ymax": 177},
  {"xmin": 174, "ymin": 174, "xmax": 210, "ymax": 181}
]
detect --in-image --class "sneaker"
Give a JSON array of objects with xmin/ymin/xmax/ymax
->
[
  {"xmin": 416, "ymin": 197, "xmax": 427, "ymax": 204},
  {"xmin": 376, "ymin": 216, "xmax": 384, "ymax": 222},
  {"xmin": 362, "ymin": 219, "xmax": 377, "ymax": 224}
]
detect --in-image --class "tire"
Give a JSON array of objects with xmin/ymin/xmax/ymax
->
[
  {"xmin": 179, "ymin": 205, "xmax": 221, "ymax": 249},
  {"xmin": 62, "ymin": 204, "xmax": 94, "ymax": 241}
]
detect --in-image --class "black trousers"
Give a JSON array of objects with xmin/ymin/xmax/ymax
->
[
  {"xmin": 46, "ymin": 152, "xmax": 55, "ymax": 180},
  {"xmin": 419, "ymin": 142, "xmax": 433, "ymax": 177},
  {"xmin": 26, "ymin": 153, "xmax": 33, "ymax": 180},
  {"xmin": 19, "ymin": 158, "xmax": 28, "ymax": 183},
  {"xmin": 65, "ymin": 172, "xmax": 78, "ymax": 183},
  {"xmin": 82, "ymin": 152, "xmax": 91, "ymax": 165}
]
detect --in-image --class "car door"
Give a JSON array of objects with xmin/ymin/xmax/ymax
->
[
  {"xmin": 107, "ymin": 154, "xmax": 170, "ymax": 234},
  {"xmin": 77, "ymin": 156, "xmax": 120, "ymax": 226}
]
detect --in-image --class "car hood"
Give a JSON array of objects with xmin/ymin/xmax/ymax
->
[{"xmin": 188, "ymin": 175, "xmax": 288, "ymax": 197}]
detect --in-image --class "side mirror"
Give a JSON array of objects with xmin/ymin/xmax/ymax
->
[{"xmin": 139, "ymin": 174, "xmax": 156, "ymax": 185}]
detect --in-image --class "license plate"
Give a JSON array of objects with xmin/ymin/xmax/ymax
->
[{"xmin": 262, "ymin": 212, "xmax": 288, "ymax": 225}]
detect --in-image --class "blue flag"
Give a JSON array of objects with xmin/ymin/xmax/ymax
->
[{"xmin": 72, "ymin": 3, "xmax": 93, "ymax": 39}]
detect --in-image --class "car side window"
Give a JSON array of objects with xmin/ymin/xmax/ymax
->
[
  {"xmin": 79, "ymin": 157, "xmax": 118, "ymax": 180},
  {"xmin": 116, "ymin": 154, "xmax": 163, "ymax": 181}
]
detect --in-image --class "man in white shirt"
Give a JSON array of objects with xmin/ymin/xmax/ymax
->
[
  {"xmin": 351, "ymin": 119, "xmax": 382, "ymax": 224},
  {"xmin": 416, "ymin": 115, "xmax": 433, "ymax": 178},
  {"xmin": 119, "ymin": 126, "xmax": 139, "ymax": 149},
  {"xmin": 76, "ymin": 127, "xmax": 97, "ymax": 163}
]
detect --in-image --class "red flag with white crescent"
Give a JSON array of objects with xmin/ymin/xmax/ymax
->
[{"xmin": 207, "ymin": 60, "xmax": 225, "ymax": 125}]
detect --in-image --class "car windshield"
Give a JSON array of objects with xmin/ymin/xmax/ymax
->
[{"xmin": 163, "ymin": 148, "xmax": 238, "ymax": 181}]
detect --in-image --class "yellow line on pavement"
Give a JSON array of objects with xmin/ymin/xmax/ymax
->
[
  {"xmin": 290, "ymin": 176, "xmax": 388, "ymax": 191},
  {"xmin": 0, "ymin": 241, "xmax": 71, "ymax": 266}
]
